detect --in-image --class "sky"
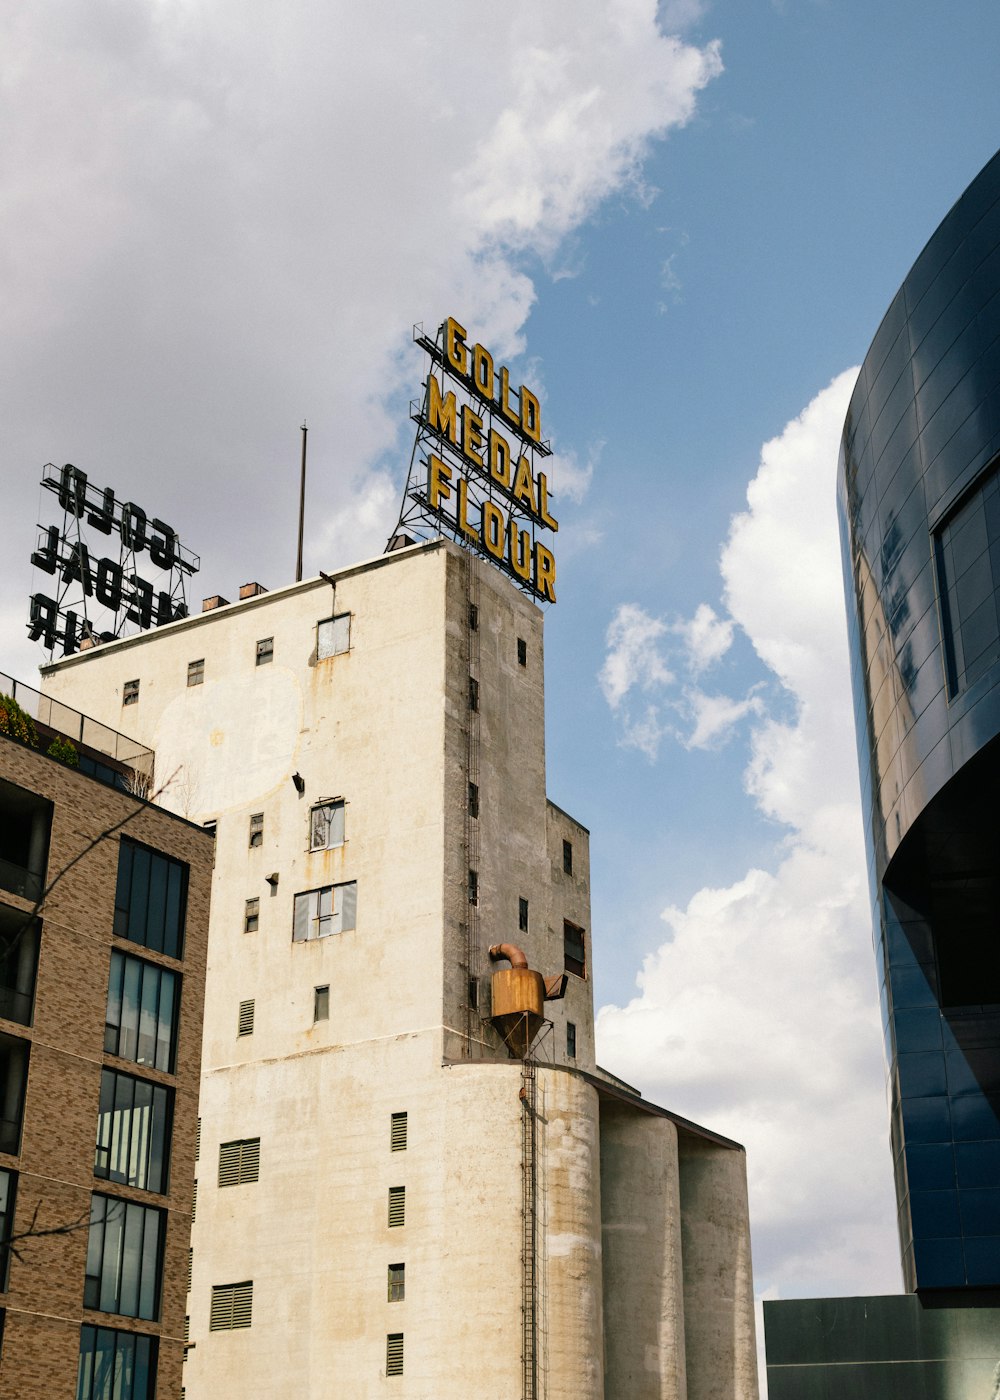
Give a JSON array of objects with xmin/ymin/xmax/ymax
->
[{"xmin": 3, "ymin": 0, "xmax": 1000, "ymax": 1380}]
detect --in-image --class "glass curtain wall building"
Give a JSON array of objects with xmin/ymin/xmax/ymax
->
[{"xmin": 839, "ymin": 149, "xmax": 1000, "ymax": 1293}]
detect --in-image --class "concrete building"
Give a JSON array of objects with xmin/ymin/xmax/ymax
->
[
  {"xmin": 765, "ymin": 151, "xmax": 1000, "ymax": 1395},
  {"xmin": 0, "ymin": 673, "xmax": 212, "ymax": 1399},
  {"xmin": 40, "ymin": 537, "xmax": 758, "ymax": 1399}
]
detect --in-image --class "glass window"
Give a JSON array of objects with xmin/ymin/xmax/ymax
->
[
  {"xmin": 564, "ymin": 921, "xmax": 586, "ymax": 978},
  {"xmin": 0, "ymin": 909, "xmax": 40, "ymax": 1026},
  {"xmin": 114, "ymin": 840, "xmax": 188, "ymax": 960},
  {"xmin": 567, "ymin": 1022, "xmax": 577, "ymax": 1059},
  {"xmin": 309, "ymin": 801, "xmax": 345, "ymax": 851},
  {"xmin": 122, "ymin": 680, "xmax": 139, "ymax": 706},
  {"xmin": 187, "ymin": 659, "xmax": 204, "ymax": 687},
  {"xmin": 84, "ymin": 1195, "xmax": 163, "ymax": 1320},
  {"xmin": 292, "ymin": 883, "xmax": 357, "ymax": 941},
  {"xmin": 0, "ymin": 1169, "xmax": 17, "ymax": 1291},
  {"xmin": 0, "ymin": 1032, "xmax": 29, "ymax": 1155},
  {"xmin": 255, "ymin": 638, "xmax": 273, "ymax": 667},
  {"xmin": 104, "ymin": 951, "xmax": 179, "ymax": 1074},
  {"xmin": 95, "ymin": 1070, "xmax": 172, "ymax": 1194},
  {"xmin": 244, "ymin": 898, "xmax": 259, "ymax": 934},
  {"xmin": 317, "ymin": 613, "xmax": 351, "ymax": 660},
  {"xmin": 387, "ymin": 1263, "xmax": 405, "ymax": 1302},
  {"xmin": 77, "ymin": 1325, "xmax": 157, "ymax": 1400},
  {"xmin": 314, "ymin": 986, "xmax": 329, "ymax": 1022},
  {"xmin": 248, "ymin": 813, "xmax": 263, "ymax": 848}
]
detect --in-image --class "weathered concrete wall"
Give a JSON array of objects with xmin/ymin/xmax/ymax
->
[
  {"xmin": 678, "ymin": 1133, "xmax": 759, "ymax": 1400},
  {"xmin": 600, "ymin": 1101, "xmax": 686, "ymax": 1399}
]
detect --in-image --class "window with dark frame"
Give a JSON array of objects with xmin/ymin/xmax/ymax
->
[
  {"xmin": 317, "ymin": 613, "xmax": 351, "ymax": 660},
  {"xmin": 84, "ymin": 1195, "xmax": 163, "ymax": 1319},
  {"xmin": 249, "ymin": 813, "xmax": 264, "ymax": 848},
  {"xmin": 564, "ymin": 920, "xmax": 586, "ymax": 978},
  {"xmin": 567, "ymin": 1022, "xmax": 577, "ymax": 1059},
  {"xmin": 0, "ymin": 1034, "xmax": 28, "ymax": 1156},
  {"xmin": 314, "ymin": 986, "xmax": 329, "ymax": 1022},
  {"xmin": 388, "ymin": 1263, "xmax": 405, "ymax": 1302},
  {"xmin": 187, "ymin": 659, "xmax": 205, "ymax": 687},
  {"xmin": 518, "ymin": 897, "xmax": 529, "ymax": 932},
  {"xmin": 95, "ymin": 1069, "xmax": 173, "ymax": 1194},
  {"xmin": 114, "ymin": 839, "xmax": 188, "ymax": 960},
  {"xmin": 77, "ymin": 1327, "xmax": 157, "ymax": 1400},
  {"xmin": 255, "ymin": 637, "xmax": 273, "ymax": 667},
  {"xmin": 123, "ymin": 679, "xmax": 139, "ymax": 706},
  {"xmin": 244, "ymin": 898, "xmax": 259, "ymax": 934},
  {"xmin": 562, "ymin": 839, "xmax": 573, "ymax": 875},
  {"xmin": 517, "ymin": 638, "xmax": 527, "ymax": 667},
  {"xmin": 105, "ymin": 951, "xmax": 178, "ymax": 1073}
]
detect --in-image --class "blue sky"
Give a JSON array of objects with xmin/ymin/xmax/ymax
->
[{"xmin": 3, "ymin": 0, "xmax": 1000, "ymax": 1374}]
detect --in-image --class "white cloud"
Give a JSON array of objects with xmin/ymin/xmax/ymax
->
[
  {"xmin": 597, "ymin": 369, "xmax": 901, "ymax": 1302},
  {"xmin": 0, "ymin": 0, "xmax": 722, "ymax": 681},
  {"xmin": 674, "ymin": 600, "xmax": 735, "ymax": 672},
  {"xmin": 683, "ymin": 685, "xmax": 763, "ymax": 749},
  {"xmin": 599, "ymin": 603, "xmax": 673, "ymax": 710}
]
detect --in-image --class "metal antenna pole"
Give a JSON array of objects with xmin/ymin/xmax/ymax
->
[{"xmin": 296, "ymin": 421, "xmax": 308, "ymax": 582}]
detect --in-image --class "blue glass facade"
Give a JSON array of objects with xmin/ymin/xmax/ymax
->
[{"xmin": 838, "ymin": 149, "xmax": 1000, "ymax": 1291}]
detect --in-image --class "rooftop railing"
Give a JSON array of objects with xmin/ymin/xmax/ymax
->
[{"xmin": 0, "ymin": 673, "xmax": 155, "ymax": 794}]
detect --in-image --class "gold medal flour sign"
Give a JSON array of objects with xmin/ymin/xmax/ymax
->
[{"xmin": 400, "ymin": 317, "xmax": 558, "ymax": 603}]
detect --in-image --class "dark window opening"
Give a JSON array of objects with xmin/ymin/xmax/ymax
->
[
  {"xmin": 564, "ymin": 920, "xmax": 586, "ymax": 978},
  {"xmin": 0, "ymin": 1170, "xmax": 16, "ymax": 1291},
  {"xmin": 517, "ymin": 638, "xmax": 527, "ymax": 667},
  {"xmin": 469, "ymin": 677, "xmax": 479, "ymax": 712},
  {"xmin": 0, "ymin": 908, "xmax": 39, "ymax": 1026},
  {"xmin": 249, "ymin": 813, "xmax": 263, "ymax": 848},
  {"xmin": 518, "ymin": 897, "xmax": 528, "ymax": 932},
  {"xmin": 388, "ymin": 1264, "xmax": 405, "ymax": 1302},
  {"xmin": 468, "ymin": 604, "xmax": 478, "ymax": 631},
  {"xmin": 468, "ymin": 869, "xmax": 478, "ymax": 906},
  {"xmin": 468, "ymin": 782, "xmax": 479, "ymax": 819},
  {"xmin": 314, "ymin": 985, "xmax": 329, "ymax": 1022},
  {"xmin": 567, "ymin": 1022, "xmax": 577, "ymax": 1059},
  {"xmin": 930, "ymin": 870, "xmax": 1000, "ymax": 1006},
  {"xmin": 0, "ymin": 778, "xmax": 51, "ymax": 903},
  {"xmin": 562, "ymin": 839, "xmax": 573, "ymax": 875},
  {"xmin": 123, "ymin": 679, "xmax": 139, "ymax": 706},
  {"xmin": 468, "ymin": 977, "xmax": 479, "ymax": 1011}
]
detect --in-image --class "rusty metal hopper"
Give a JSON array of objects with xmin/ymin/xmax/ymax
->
[{"xmin": 489, "ymin": 966, "xmax": 546, "ymax": 1059}]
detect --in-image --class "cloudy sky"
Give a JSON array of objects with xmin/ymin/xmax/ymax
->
[{"xmin": 4, "ymin": 0, "xmax": 1000, "ymax": 1375}]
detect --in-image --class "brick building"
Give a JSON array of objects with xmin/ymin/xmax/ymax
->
[{"xmin": 0, "ymin": 675, "xmax": 213, "ymax": 1399}]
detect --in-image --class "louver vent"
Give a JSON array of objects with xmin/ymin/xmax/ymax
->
[
  {"xmin": 390, "ymin": 1112, "xmax": 407, "ymax": 1152},
  {"xmin": 388, "ymin": 1186, "xmax": 405, "ymax": 1228},
  {"xmin": 238, "ymin": 1000, "xmax": 254, "ymax": 1036},
  {"xmin": 210, "ymin": 1281, "xmax": 253, "ymax": 1331},
  {"xmin": 386, "ymin": 1333, "xmax": 404, "ymax": 1376},
  {"xmin": 218, "ymin": 1138, "xmax": 261, "ymax": 1187}
]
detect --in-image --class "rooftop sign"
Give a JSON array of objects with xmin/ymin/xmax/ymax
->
[
  {"xmin": 28, "ymin": 462, "xmax": 200, "ymax": 658},
  {"xmin": 390, "ymin": 318, "xmax": 558, "ymax": 603}
]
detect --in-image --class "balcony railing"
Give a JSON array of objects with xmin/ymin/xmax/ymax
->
[{"xmin": 0, "ymin": 673, "xmax": 154, "ymax": 795}]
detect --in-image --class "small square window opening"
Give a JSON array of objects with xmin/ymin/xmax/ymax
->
[
  {"xmin": 518, "ymin": 897, "xmax": 529, "ymax": 932},
  {"xmin": 123, "ymin": 679, "xmax": 140, "ymax": 706},
  {"xmin": 187, "ymin": 659, "xmax": 205, "ymax": 687},
  {"xmin": 256, "ymin": 637, "xmax": 274, "ymax": 667},
  {"xmin": 317, "ymin": 613, "xmax": 351, "ymax": 660}
]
